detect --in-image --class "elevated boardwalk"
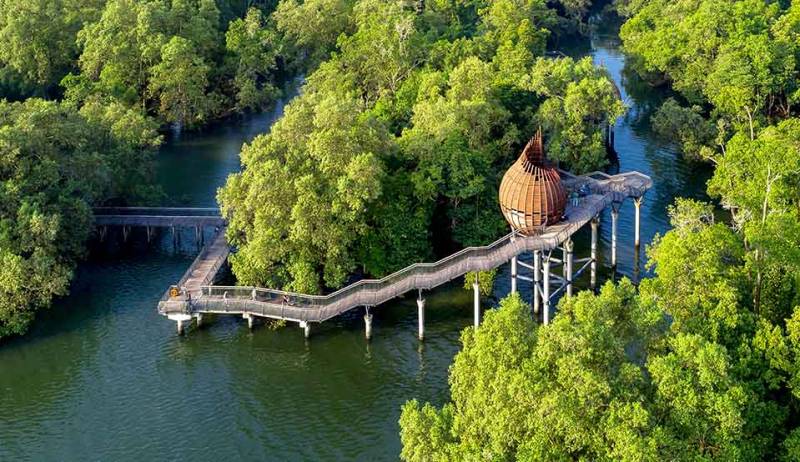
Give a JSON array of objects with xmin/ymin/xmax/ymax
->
[
  {"xmin": 93, "ymin": 207, "xmax": 224, "ymax": 228},
  {"xmin": 158, "ymin": 170, "xmax": 652, "ymax": 334}
]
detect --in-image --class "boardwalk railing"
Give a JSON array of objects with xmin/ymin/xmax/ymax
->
[{"xmin": 159, "ymin": 170, "xmax": 652, "ymax": 323}]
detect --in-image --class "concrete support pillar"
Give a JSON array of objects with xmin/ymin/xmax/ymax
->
[
  {"xmin": 417, "ymin": 296, "xmax": 425, "ymax": 341},
  {"xmin": 591, "ymin": 216, "xmax": 599, "ymax": 290},
  {"xmin": 611, "ymin": 204, "xmax": 620, "ymax": 270},
  {"xmin": 473, "ymin": 281, "xmax": 480, "ymax": 328},
  {"xmin": 543, "ymin": 253, "xmax": 551, "ymax": 325},
  {"xmin": 243, "ymin": 313, "xmax": 254, "ymax": 330},
  {"xmin": 564, "ymin": 239, "xmax": 574, "ymax": 297},
  {"xmin": 171, "ymin": 226, "xmax": 178, "ymax": 248},
  {"xmin": 122, "ymin": 225, "xmax": 130, "ymax": 243},
  {"xmin": 146, "ymin": 226, "xmax": 153, "ymax": 243},
  {"xmin": 300, "ymin": 321, "xmax": 311, "ymax": 339},
  {"xmin": 533, "ymin": 250, "xmax": 541, "ymax": 314},
  {"xmin": 195, "ymin": 226, "xmax": 203, "ymax": 248},
  {"xmin": 99, "ymin": 226, "xmax": 107, "ymax": 242},
  {"xmin": 176, "ymin": 319, "xmax": 185, "ymax": 335},
  {"xmin": 195, "ymin": 313, "xmax": 203, "ymax": 328},
  {"xmin": 510, "ymin": 255, "xmax": 518, "ymax": 294},
  {"xmin": 634, "ymin": 197, "xmax": 642, "ymax": 249},
  {"xmin": 364, "ymin": 312, "xmax": 373, "ymax": 340}
]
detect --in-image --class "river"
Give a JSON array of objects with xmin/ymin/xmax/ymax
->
[{"xmin": 0, "ymin": 21, "xmax": 712, "ymax": 461}]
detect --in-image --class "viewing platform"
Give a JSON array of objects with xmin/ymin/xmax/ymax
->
[{"xmin": 157, "ymin": 169, "xmax": 652, "ymax": 337}]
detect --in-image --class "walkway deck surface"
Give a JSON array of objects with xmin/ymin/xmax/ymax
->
[{"xmin": 158, "ymin": 169, "xmax": 652, "ymax": 324}]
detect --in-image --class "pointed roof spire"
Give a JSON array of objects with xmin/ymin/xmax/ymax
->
[{"xmin": 521, "ymin": 128, "xmax": 545, "ymax": 166}]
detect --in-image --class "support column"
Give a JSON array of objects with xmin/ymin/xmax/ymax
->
[
  {"xmin": 533, "ymin": 250, "xmax": 541, "ymax": 314},
  {"xmin": 171, "ymin": 226, "xmax": 178, "ymax": 248},
  {"xmin": 473, "ymin": 280, "xmax": 480, "ymax": 328},
  {"xmin": 146, "ymin": 226, "xmax": 153, "ymax": 243},
  {"xmin": 300, "ymin": 321, "xmax": 311, "ymax": 339},
  {"xmin": 510, "ymin": 255, "xmax": 518, "ymax": 294},
  {"xmin": 417, "ymin": 294, "xmax": 425, "ymax": 341},
  {"xmin": 543, "ymin": 253, "xmax": 551, "ymax": 325},
  {"xmin": 99, "ymin": 226, "xmax": 107, "ymax": 242},
  {"xmin": 176, "ymin": 319, "xmax": 185, "ymax": 335},
  {"xmin": 122, "ymin": 225, "xmax": 130, "ymax": 243},
  {"xmin": 243, "ymin": 313, "xmax": 254, "ymax": 330},
  {"xmin": 591, "ymin": 216, "xmax": 599, "ymax": 290},
  {"xmin": 195, "ymin": 226, "xmax": 202, "ymax": 248},
  {"xmin": 611, "ymin": 204, "xmax": 620, "ymax": 270},
  {"xmin": 364, "ymin": 310, "xmax": 373, "ymax": 340},
  {"xmin": 195, "ymin": 313, "xmax": 203, "ymax": 328},
  {"xmin": 564, "ymin": 239, "xmax": 574, "ymax": 297},
  {"xmin": 634, "ymin": 197, "xmax": 642, "ymax": 249}
]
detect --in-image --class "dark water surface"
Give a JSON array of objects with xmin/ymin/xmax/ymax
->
[{"xmin": 0, "ymin": 27, "xmax": 711, "ymax": 461}]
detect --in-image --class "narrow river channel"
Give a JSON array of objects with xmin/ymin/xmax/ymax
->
[{"xmin": 0, "ymin": 21, "xmax": 712, "ymax": 461}]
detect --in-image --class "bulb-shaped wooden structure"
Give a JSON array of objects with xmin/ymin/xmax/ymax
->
[{"xmin": 499, "ymin": 131, "xmax": 567, "ymax": 235}]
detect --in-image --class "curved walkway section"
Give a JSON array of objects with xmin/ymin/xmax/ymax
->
[{"xmin": 158, "ymin": 170, "xmax": 652, "ymax": 325}]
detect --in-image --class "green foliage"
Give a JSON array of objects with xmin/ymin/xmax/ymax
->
[
  {"xmin": 225, "ymin": 8, "xmax": 281, "ymax": 112},
  {"xmin": 642, "ymin": 199, "xmax": 749, "ymax": 344},
  {"xmin": 57, "ymin": 0, "xmax": 287, "ymax": 128},
  {"xmin": 0, "ymin": 99, "xmax": 159, "ymax": 338},
  {"xmin": 149, "ymin": 36, "xmax": 213, "ymax": 127},
  {"xmin": 402, "ymin": 278, "xmax": 785, "ymax": 460},
  {"xmin": 274, "ymin": 0, "xmax": 355, "ymax": 69},
  {"xmin": 651, "ymin": 98, "xmax": 716, "ymax": 161},
  {"xmin": 621, "ymin": 0, "xmax": 800, "ymax": 140},
  {"xmin": 529, "ymin": 56, "xmax": 626, "ymax": 173},
  {"xmin": 219, "ymin": 91, "xmax": 390, "ymax": 293},
  {"xmin": 462, "ymin": 269, "xmax": 496, "ymax": 296},
  {"xmin": 0, "ymin": 0, "xmax": 104, "ymax": 93},
  {"xmin": 221, "ymin": 0, "xmax": 622, "ymax": 291}
]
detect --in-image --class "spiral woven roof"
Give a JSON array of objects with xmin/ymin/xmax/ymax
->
[{"xmin": 498, "ymin": 130, "xmax": 567, "ymax": 235}]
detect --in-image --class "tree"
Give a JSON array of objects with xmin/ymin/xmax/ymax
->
[
  {"xmin": 0, "ymin": 99, "xmax": 159, "ymax": 338},
  {"xmin": 218, "ymin": 91, "xmax": 390, "ymax": 293},
  {"xmin": 620, "ymin": 0, "xmax": 799, "ymax": 133},
  {"xmin": 274, "ymin": 0, "xmax": 355, "ymax": 69},
  {"xmin": 225, "ymin": 8, "xmax": 281, "ymax": 112},
  {"xmin": 640, "ymin": 199, "xmax": 750, "ymax": 345},
  {"xmin": 708, "ymin": 119, "xmax": 800, "ymax": 314},
  {"xmin": 651, "ymin": 98, "xmax": 716, "ymax": 161},
  {"xmin": 400, "ymin": 58, "xmax": 516, "ymax": 247},
  {"xmin": 401, "ymin": 282, "xmax": 666, "ymax": 461},
  {"xmin": 74, "ymin": 0, "xmax": 170, "ymax": 108},
  {"xmin": 337, "ymin": 0, "xmax": 427, "ymax": 102},
  {"xmin": 149, "ymin": 36, "xmax": 213, "ymax": 127},
  {"xmin": 0, "ymin": 0, "xmax": 104, "ymax": 93},
  {"xmin": 529, "ymin": 56, "xmax": 625, "ymax": 173}
]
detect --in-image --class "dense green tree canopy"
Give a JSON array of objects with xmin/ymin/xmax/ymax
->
[
  {"xmin": 220, "ymin": 0, "xmax": 623, "ymax": 293},
  {"xmin": 0, "ymin": 98, "xmax": 159, "ymax": 337}
]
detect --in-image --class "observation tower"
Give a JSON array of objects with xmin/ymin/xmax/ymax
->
[{"xmin": 499, "ymin": 130, "xmax": 567, "ymax": 234}]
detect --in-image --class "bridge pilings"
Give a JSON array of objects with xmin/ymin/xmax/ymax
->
[
  {"xmin": 473, "ymin": 280, "xmax": 480, "ymax": 328},
  {"xmin": 243, "ymin": 313, "xmax": 254, "ymax": 329},
  {"xmin": 300, "ymin": 321, "xmax": 311, "ymax": 338},
  {"xmin": 417, "ymin": 295, "xmax": 425, "ymax": 341},
  {"xmin": 591, "ymin": 216, "xmax": 598, "ymax": 290},
  {"xmin": 364, "ymin": 309, "xmax": 373, "ymax": 340}
]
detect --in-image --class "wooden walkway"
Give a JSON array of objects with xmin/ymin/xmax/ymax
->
[
  {"xmin": 93, "ymin": 207, "xmax": 224, "ymax": 228},
  {"xmin": 158, "ymin": 170, "xmax": 652, "ymax": 328}
]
